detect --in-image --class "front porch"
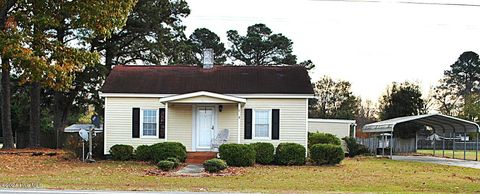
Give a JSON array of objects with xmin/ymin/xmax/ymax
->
[{"xmin": 162, "ymin": 91, "xmax": 245, "ymax": 152}]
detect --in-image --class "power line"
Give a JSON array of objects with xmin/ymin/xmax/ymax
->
[{"xmin": 310, "ymin": 0, "xmax": 480, "ymax": 7}]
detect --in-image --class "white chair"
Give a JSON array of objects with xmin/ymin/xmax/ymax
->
[{"xmin": 211, "ymin": 129, "xmax": 230, "ymax": 150}]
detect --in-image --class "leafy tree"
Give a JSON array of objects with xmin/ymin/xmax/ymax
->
[
  {"xmin": 0, "ymin": 0, "xmax": 136, "ymax": 148},
  {"xmin": 432, "ymin": 78, "xmax": 462, "ymax": 116},
  {"xmin": 226, "ymin": 23, "xmax": 315, "ymax": 69},
  {"xmin": 355, "ymin": 99, "xmax": 378, "ymax": 128},
  {"xmin": 460, "ymin": 94, "xmax": 480, "ymax": 122},
  {"xmin": 0, "ymin": 0, "xmax": 17, "ymax": 149},
  {"xmin": 93, "ymin": 0, "xmax": 190, "ymax": 68},
  {"xmin": 443, "ymin": 51, "xmax": 480, "ymax": 96},
  {"xmin": 309, "ymin": 76, "xmax": 360, "ymax": 120},
  {"xmin": 226, "ymin": 24, "xmax": 299, "ymax": 66},
  {"xmin": 378, "ymin": 82, "xmax": 425, "ymax": 120},
  {"xmin": 50, "ymin": 0, "xmax": 190, "ymax": 147},
  {"xmin": 189, "ymin": 28, "xmax": 226, "ymax": 64}
]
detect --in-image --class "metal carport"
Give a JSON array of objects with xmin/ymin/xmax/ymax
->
[{"xmin": 362, "ymin": 114, "xmax": 480, "ymax": 161}]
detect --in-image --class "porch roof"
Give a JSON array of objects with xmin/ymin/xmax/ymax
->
[{"xmin": 159, "ymin": 91, "xmax": 246, "ymax": 104}]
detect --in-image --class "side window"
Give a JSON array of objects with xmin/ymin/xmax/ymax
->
[
  {"xmin": 254, "ymin": 110, "xmax": 271, "ymax": 139},
  {"xmin": 142, "ymin": 109, "xmax": 157, "ymax": 137}
]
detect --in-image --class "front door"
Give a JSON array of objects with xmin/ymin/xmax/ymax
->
[{"xmin": 196, "ymin": 106, "xmax": 215, "ymax": 150}]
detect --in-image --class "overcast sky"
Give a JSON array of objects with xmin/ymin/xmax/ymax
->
[{"xmin": 183, "ymin": 0, "xmax": 480, "ymax": 101}]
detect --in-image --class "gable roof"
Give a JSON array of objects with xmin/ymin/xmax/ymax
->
[{"xmin": 101, "ymin": 65, "xmax": 314, "ymax": 95}]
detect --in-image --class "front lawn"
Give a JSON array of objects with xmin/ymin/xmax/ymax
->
[
  {"xmin": 417, "ymin": 149, "xmax": 479, "ymax": 161},
  {"xmin": 1, "ymin": 150, "xmax": 480, "ymax": 193}
]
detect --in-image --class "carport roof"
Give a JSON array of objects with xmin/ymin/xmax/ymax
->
[{"xmin": 363, "ymin": 114, "xmax": 479, "ymax": 133}]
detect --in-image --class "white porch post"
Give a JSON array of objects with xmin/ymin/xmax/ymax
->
[
  {"xmin": 165, "ymin": 102, "xmax": 168, "ymax": 141},
  {"xmin": 237, "ymin": 102, "xmax": 241, "ymax": 144}
]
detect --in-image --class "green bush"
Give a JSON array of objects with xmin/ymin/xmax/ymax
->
[
  {"xmin": 157, "ymin": 160, "xmax": 175, "ymax": 171},
  {"xmin": 275, "ymin": 143, "xmax": 306, "ymax": 165},
  {"xmin": 308, "ymin": 132, "xmax": 341, "ymax": 148},
  {"xmin": 166, "ymin": 157, "xmax": 181, "ymax": 168},
  {"xmin": 150, "ymin": 142, "xmax": 187, "ymax": 163},
  {"xmin": 251, "ymin": 142, "xmax": 275, "ymax": 164},
  {"xmin": 135, "ymin": 145, "xmax": 152, "ymax": 161},
  {"xmin": 342, "ymin": 137, "xmax": 370, "ymax": 157},
  {"xmin": 219, "ymin": 144, "xmax": 255, "ymax": 167},
  {"xmin": 203, "ymin": 158, "xmax": 228, "ymax": 173},
  {"xmin": 310, "ymin": 144, "xmax": 345, "ymax": 165},
  {"xmin": 109, "ymin": 144, "xmax": 134, "ymax": 161}
]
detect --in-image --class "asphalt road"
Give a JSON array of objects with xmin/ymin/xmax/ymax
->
[{"xmin": 0, "ymin": 190, "xmax": 250, "ymax": 194}]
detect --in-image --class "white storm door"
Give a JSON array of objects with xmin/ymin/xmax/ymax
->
[{"xmin": 196, "ymin": 107, "xmax": 214, "ymax": 149}]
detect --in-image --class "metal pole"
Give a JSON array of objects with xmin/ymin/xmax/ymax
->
[
  {"xmin": 452, "ymin": 132, "xmax": 455, "ymax": 159},
  {"xmin": 442, "ymin": 133, "xmax": 445, "ymax": 158},
  {"xmin": 390, "ymin": 133, "xmax": 393, "ymax": 159},
  {"xmin": 382, "ymin": 135, "xmax": 385, "ymax": 156},
  {"xmin": 464, "ymin": 131, "xmax": 467, "ymax": 160},
  {"xmin": 82, "ymin": 141, "xmax": 85, "ymax": 162},
  {"xmin": 476, "ymin": 130, "xmax": 478, "ymax": 161},
  {"xmin": 433, "ymin": 129, "xmax": 436, "ymax": 157}
]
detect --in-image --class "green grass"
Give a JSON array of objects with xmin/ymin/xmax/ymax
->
[
  {"xmin": 417, "ymin": 149, "xmax": 479, "ymax": 161},
  {"xmin": 1, "ymin": 154, "xmax": 480, "ymax": 193}
]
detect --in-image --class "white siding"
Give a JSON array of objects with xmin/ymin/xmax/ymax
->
[
  {"xmin": 104, "ymin": 97, "xmax": 309, "ymax": 153},
  {"xmin": 167, "ymin": 104, "xmax": 193, "ymax": 150},
  {"xmin": 308, "ymin": 120, "xmax": 354, "ymax": 138},
  {"xmin": 104, "ymin": 97, "xmax": 165, "ymax": 154},
  {"xmin": 217, "ymin": 104, "xmax": 239, "ymax": 144},
  {"xmin": 240, "ymin": 99, "xmax": 308, "ymax": 148}
]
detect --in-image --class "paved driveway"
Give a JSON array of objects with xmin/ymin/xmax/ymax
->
[{"xmin": 392, "ymin": 155, "xmax": 480, "ymax": 169}]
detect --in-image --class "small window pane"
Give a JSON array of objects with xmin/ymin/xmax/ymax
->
[
  {"xmin": 143, "ymin": 109, "xmax": 157, "ymax": 137},
  {"xmin": 255, "ymin": 110, "xmax": 270, "ymax": 138}
]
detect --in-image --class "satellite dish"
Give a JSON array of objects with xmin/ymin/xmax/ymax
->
[{"xmin": 79, "ymin": 129, "xmax": 89, "ymax": 141}]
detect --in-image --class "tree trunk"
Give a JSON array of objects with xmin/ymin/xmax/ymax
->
[
  {"xmin": 1, "ymin": 58, "xmax": 14, "ymax": 149},
  {"xmin": 53, "ymin": 92, "xmax": 71, "ymax": 148},
  {"xmin": 105, "ymin": 45, "xmax": 114, "ymax": 69},
  {"xmin": 29, "ymin": 82, "xmax": 41, "ymax": 147}
]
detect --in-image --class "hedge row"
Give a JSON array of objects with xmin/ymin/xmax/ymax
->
[
  {"xmin": 219, "ymin": 142, "xmax": 306, "ymax": 166},
  {"xmin": 109, "ymin": 142, "xmax": 186, "ymax": 163}
]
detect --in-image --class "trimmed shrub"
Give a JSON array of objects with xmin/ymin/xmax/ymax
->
[
  {"xmin": 150, "ymin": 142, "xmax": 187, "ymax": 163},
  {"xmin": 157, "ymin": 160, "xmax": 175, "ymax": 171},
  {"xmin": 308, "ymin": 132, "xmax": 341, "ymax": 148},
  {"xmin": 275, "ymin": 143, "xmax": 306, "ymax": 165},
  {"xmin": 219, "ymin": 144, "xmax": 255, "ymax": 167},
  {"xmin": 203, "ymin": 158, "xmax": 228, "ymax": 173},
  {"xmin": 310, "ymin": 144, "xmax": 345, "ymax": 165},
  {"xmin": 251, "ymin": 142, "xmax": 275, "ymax": 164},
  {"xmin": 109, "ymin": 144, "xmax": 134, "ymax": 161},
  {"xmin": 135, "ymin": 145, "xmax": 152, "ymax": 161},
  {"xmin": 166, "ymin": 157, "xmax": 181, "ymax": 168},
  {"xmin": 342, "ymin": 137, "xmax": 370, "ymax": 157}
]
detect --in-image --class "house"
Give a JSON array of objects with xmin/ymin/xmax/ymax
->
[
  {"xmin": 308, "ymin": 119, "xmax": 356, "ymax": 138},
  {"xmin": 99, "ymin": 62, "xmax": 314, "ymax": 154}
]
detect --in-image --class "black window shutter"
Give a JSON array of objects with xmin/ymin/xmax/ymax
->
[
  {"xmin": 272, "ymin": 109, "xmax": 280, "ymax": 140},
  {"xmin": 244, "ymin": 109, "xmax": 252, "ymax": 139},
  {"xmin": 132, "ymin": 108, "xmax": 140, "ymax": 138},
  {"xmin": 159, "ymin": 108, "xmax": 165, "ymax": 139}
]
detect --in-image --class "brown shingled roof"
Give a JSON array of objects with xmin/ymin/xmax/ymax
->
[{"xmin": 101, "ymin": 65, "xmax": 314, "ymax": 94}]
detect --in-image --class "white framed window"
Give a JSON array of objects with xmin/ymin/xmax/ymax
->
[
  {"xmin": 253, "ymin": 109, "xmax": 271, "ymax": 139},
  {"xmin": 141, "ymin": 109, "xmax": 158, "ymax": 138}
]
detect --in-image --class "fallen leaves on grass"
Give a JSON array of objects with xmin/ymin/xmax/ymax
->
[{"xmin": 145, "ymin": 166, "xmax": 247, "ymax": 177}]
